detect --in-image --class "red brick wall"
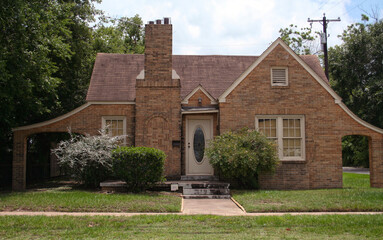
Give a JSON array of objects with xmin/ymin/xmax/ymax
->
[
  {"xmin": 219, "ymin": 44, "xmax": 383, "ymax": 189},
  {"xmin": 12, "ymin": 104, "xmax": 135, "ymax": 190}
]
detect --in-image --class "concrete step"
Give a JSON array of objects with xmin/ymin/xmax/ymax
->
[
  {"xmin": 182, "ymin": 183, "xmax": 230, "ymax": 189},
  {"xmin": 180, "ymin": 175, "xmax": 219, "ymax": 181},
  {"xmin": 182, "ymin": 194, "xmax": 231, "ymax": 199},
  {"xmin": 183, "ymin": 188, "xmax": 230, "ymax": 195}
]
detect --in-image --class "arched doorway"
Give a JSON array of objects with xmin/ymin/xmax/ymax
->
[
  {"xmin": 26, "ymin": 132, "xmax": 71, "ymax": 186},
  {"xmin": 341, "ymin": 135, "xmax": 371, "ymax": 188}
]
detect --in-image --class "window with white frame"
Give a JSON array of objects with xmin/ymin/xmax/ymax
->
[
  {"xmin": 256, "ymin": 115, "xmax": 305, "ymax": 161},
  {"xmin": 102, "ymin": 116, "xmax": 126, "ymax": 137},
  {"xmin": 271, "ymin": 67, "xmax": 288, "ymax": 86}
]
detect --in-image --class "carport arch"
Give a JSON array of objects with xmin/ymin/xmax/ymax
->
[
  {"xmin": 341, "ymin": 134, "xmax": 372, "ymax": 187},
  {"xmin": 13, "ymin": 128, "xmax": 88, "ymax": 191},
  {"xmin": 12, "ymin": 102, "xmax": 134, "ymax": 191},
  {"xmin": 12, "ymin": 103, "xmax": 92, "ymax": 191},
  {"xmin": 25, "ymin": 131, "xmax": 81, "ymax": 185}
]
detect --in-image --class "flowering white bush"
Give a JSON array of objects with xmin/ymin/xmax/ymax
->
[{"xmin": 52, "ymin": 129, "xmax": 124, "ymax": 187}]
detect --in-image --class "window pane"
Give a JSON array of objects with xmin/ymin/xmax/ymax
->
[
  {"xmin": 112, "ymin": 128, "xmax": 117, "ymax": 136},
  {"xmin": 258, "ymin": 116, "xmax": 303, "ymax": 159},
  {"xmin": 117, "ymin": 128, "xmax": 123, "ymax": 136},
  {"xmin": 258, "ymin": 119, "xmax": 276, "ymax": 138},
  {"xmin": 283, "ymin": 138, "xmax": 302, "ymax": 157},
  {"xmin": 112, "ymin": 120, "xmax": 117, "ymax": 129},
  {"xmin": 104, "ymin": 118, "xmax": 125, "ymax": 137},
  {"xmin": 295, "ymin": 128, "xmax": 301, "ymax": 137},
  {"xmin": 270, "ymin": 128, "xmax": 276, "ymax": 137},
  {"xmin": 283, "ymin": 128, "xmax": 288, "ymax": 137},
  {"xmin": 283, "ymin": 119, "xmax": 288, "ymax": 127},
  {"xmin": 259, "ymin": 128, "xmax": 266, "ymax": 135},
  {"xmin": 294, "ymin": 119, "xmax": 300, "ymax": 127},
  {"xmin": 117, "ymin": 120, "xmax": 123, "ymax": 129}
]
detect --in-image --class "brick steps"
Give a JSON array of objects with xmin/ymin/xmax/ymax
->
[{"xmin": 180, "ymin": 176, "xmax": 230, "ymax": 199}]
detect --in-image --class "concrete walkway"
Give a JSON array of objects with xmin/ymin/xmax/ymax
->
[
  {"xmin": 182, "ymin": 198, "xmax": 245, "ymax": 215},
  {"xmin": 343, "ymin": 167, "xmax": 370, "ymax": 175}
]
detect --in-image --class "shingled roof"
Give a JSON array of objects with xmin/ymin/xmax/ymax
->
[{"xmin": 86, "ymin": 53, "xmax": 327, "ymax": 102}]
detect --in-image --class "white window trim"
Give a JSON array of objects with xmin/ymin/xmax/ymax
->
[
  {"xmin": 271, "ymin": 67, "xmax": 288, "ymax": 86},
  {"xmin": 101, "ymin": 116, "xmax": 127, "ymax": 143},
  {"xmin": 255, "ymin": 115, "xmax": 305, "ymax": 161}
]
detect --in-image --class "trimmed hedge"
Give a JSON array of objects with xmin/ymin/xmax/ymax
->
[
  {"xmin": 206, "ymin": 128, "xmax": 279, "ymax": 189},
  {"xmin": 112, "ymin": 147, "xmax": 166, "ymax": 192}
]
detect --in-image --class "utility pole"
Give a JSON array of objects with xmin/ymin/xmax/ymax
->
[{"xmin": 308, "ymin": 13, "xmax": 340, "ymax": 79}]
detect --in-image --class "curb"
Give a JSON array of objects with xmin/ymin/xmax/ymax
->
[{"xmin": 230, "ymin": 197, "xmax": 246, "ymax": 213}]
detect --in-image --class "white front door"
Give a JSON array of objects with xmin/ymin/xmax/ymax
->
[{"xmin": 186, "ymin": 116, "xmax": 214, "ymax": 175}]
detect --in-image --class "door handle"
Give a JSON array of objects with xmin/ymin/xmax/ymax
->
[{"xmin": 188, "ymin": 142, "xmax": 190, "ymax": 148}]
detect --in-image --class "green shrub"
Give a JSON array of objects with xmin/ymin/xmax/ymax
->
[
  {"xmin": 112, "ymin": 147, "xmax": 166, "ymax": 192},
  {"xmin": 206, "ymin": 128, "xmax": 279, "ymax": 189},
  {"xmin": 52, "ymin": 130, "xmax": 124, "ymax": 188}
]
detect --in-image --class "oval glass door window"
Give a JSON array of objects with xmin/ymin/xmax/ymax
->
[{"xmin": 193, "ymin": 127, "xmax": 205, "ymax": 163}]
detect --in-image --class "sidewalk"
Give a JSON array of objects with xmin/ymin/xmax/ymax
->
[
  {"xmin": 0, "ymin": 211, "xmax": 382, "ymax": 217},
  {"xmin": 343, "ymin": 167, "xmax": 370, "ymax": 175},
  {"xmin": 1, "ymin": 198, "xmax": 382, "ymax": 216}
]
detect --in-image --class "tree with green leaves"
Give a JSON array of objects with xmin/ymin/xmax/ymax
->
[
  {"xmin": 279, "ymin": 24, "xmax": 320, "ymax": 55},
  {"xmin": 93, "ymin": 14, "xmax": 144, "ymax": 54},
  {"xmin": 329, "ymin": 15, "xmax": 383, "ymax": 129},
  {"xmin": 328, "ymin": 15, "xmax": 383, "ymax": 167},
  {"xmin": 0, "ymin": 0, "xmax": 145, "ymax": 187}
]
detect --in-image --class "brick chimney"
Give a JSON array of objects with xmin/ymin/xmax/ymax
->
[
  {"xmin": 144, "ymin": 17, "xmax": 172, "ymax": 82},
  {"xmin": 135, "ymin": 17, "xmax": 181, "ymax": 179}
]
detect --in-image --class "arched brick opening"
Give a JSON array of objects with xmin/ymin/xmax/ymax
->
[
  {"xmin": 12, "ymin": 103, "xmax": 135, "ymax": 191},
  {"xmin": 25, "ymin": 132, "xmax": 78, "ymax": 186},
  {"xmin": 13, "ymin": 129, "xmax": 88, "ymax": 191},
  {"xmin": 341, "ymin": 134, "xmax": 371, "ymax": 187}
]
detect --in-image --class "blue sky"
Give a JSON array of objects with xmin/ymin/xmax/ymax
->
[{"xmin": 96, "ymin": 0, "xmax": 383, "ymax": 55}]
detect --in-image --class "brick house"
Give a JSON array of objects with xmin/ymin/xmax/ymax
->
[{"xmin": 12, "ymin": 18, "xmax": 383, "ymax": 191}]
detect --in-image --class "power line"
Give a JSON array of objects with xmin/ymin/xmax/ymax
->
[{"xmin": 308, "ymin": 13, "xmax": 341, "ymax": 79}]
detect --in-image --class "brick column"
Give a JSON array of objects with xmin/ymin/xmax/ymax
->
[
  {"xmin": 370, "ymin": 136, "xmax": 383, "ymax": 187},
  {"xmin": 135, "ymin": 79, "xmax": 181, "ymax": 178},
  {"xmin": 12, "ymin": 131, "xmax": 27, "ymax": 191}
]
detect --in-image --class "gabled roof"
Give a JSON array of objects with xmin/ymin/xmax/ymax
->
[
  {"xmin": 86, "ymin": 52, "xmax": 328, "ymax": 102},
  {"xmin": 219, "ymin": 38, "xmax": 335, "ymax": 102},
  {"xmin": 181, "ymin": 85, "xmax": 217, "ymax": 104}
]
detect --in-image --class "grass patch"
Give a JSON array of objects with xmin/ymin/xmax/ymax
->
[
  {"xmin": 0, "ymin": 214, "xmax": 382, "ymax": 239},
  {"xmin": 232, "ymin": 173, "xmax": 383, "ymax": 212},
  {"xmin": 0, "ymin": 188, "xmax": 181, "ymax": 212}
]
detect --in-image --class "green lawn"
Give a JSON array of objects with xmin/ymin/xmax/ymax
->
[
  {"xmin": 0, "ymin": 188, "xmax": 181, "ymax": 212},
  {"xmin": 232, "ymin": 173, "xmax": 383, "ymax": 212},
  {"xmin": 1, "ymin": 214, "xmax": 383, "ymax": 239}
]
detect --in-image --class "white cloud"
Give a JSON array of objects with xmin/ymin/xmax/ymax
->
[
  {"xmin": 95, "ymin": 0, "xmax": 382, "ymax": 55},
  {"xmin": 187, "ymin": 24, "xmax": 201, "ymax": 39}
]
